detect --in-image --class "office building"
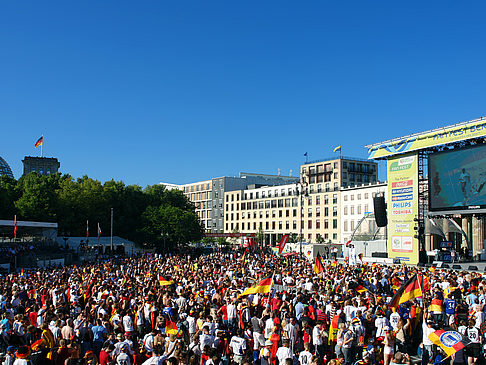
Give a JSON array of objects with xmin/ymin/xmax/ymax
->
[{"xmin": 22, "ymin": 156, "xmax": 60, "ymax": 176}]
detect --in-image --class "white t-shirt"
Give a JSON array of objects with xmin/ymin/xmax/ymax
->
[
  {"xmin": 229, "ymin": 336, "xmax": 247, "ymax": 356},
  {"xmin": 390, "ymin": 312, "xmax": 400, "ymax": 331},
  {"xmin": 227, "ymin": 304, "xmax": 236, "ymax": 320},
  {"xmin": 276, "ymin": 346, "xmax": 293, "ymax": 365},
  {"xmin": 299, "ymin": 350, "xmax": 313, "ymax": 365},
  {"xmin": 375, "ymin": 316, "xmax": 389, "ymax": 338}
]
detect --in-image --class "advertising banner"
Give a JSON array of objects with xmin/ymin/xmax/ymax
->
[
  {"xmin": 368, "ymin": 118, "xmax": 486, "ymax": 159},
  {"xmin": 388, "ymin": 153, "xmax": 419, "ymax": 264}
]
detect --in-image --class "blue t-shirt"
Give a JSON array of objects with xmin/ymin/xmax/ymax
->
[
  {"xmin": 444, "ymin": 299, "xmax": 456, "ymax": 315},
  {"xmin": 91, "ymin": 325, "xmax": 107, "ymax": 342},
  {"xmin": 398, "ymin": 306, "xmax": 410, "ymax": 320}
]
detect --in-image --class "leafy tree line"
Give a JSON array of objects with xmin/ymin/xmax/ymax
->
[{"xmin": 0, "ymin": 173, "xmax": 204, "ymax": 250}]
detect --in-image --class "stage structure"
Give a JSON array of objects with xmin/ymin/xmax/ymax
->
[{"xmin": 366, "ymin": 116, "xmax": 486, "ymax": 264}]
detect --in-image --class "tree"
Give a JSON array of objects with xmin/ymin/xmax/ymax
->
[
  {"xmin": 0, "ymin": 175, "xmax": 19, "ymax": 219},
  {"xmin": 316, "ymin": 234, "xmax": 325, "ymax": 244},
  {"xmin": 255, "ymin": 227, "xmax": 265, "ymax": 246}
]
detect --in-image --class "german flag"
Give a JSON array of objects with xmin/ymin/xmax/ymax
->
[
  {"xmin": 428, "ymin": 298, "xmax": 443, "ymax": 313},
  {"xmin": 391, "ymin": 277, "xmax": 402, "ymax": 290},
  {"xmin": 158, "ymin": 275, "xmax": 174, "ymax": 286},
  {"xmin": 429, "ymin": 329, "xmax": 471, "ymax": 357},
  {"xmin": 355, "ymin": 285, "xmax": 368, "ymax": 293},
  {"xmin": 328, "ymin": 315, "xmax": 340, "ymax": 345},
  {"xmin": 418, "ymin": 274, "xmax": 431, "ymax": 292},
  {"xmin": 34, "ymin": 136, "xmax": 43, "ymax": 148},
  {"xmin": 313, "ymin": 253, "xmax": 325, "ymax": 274},
  {"xmin": 165, "ymin": 320, "xmax": 179, "ymax": 336},
  {"xmin": 238, "ymin": 277, "xmax": 273, "ymax": 297},
  {"xmin": 390, "ymin": 274, "xmax": 423, "ymax": 308},
  {"xmin": 331, "ymin": 261, "xmax": 337, "ymax": 267}
]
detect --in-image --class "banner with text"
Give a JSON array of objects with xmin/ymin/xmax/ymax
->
[
  {"xmin": 369, "ymin": 118, "xmax": 486, "ymax": 159},
  {"xmin": 387, "ymin": 153, "xmax": 419, "ymax": 264}
]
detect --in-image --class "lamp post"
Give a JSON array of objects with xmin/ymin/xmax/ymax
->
[{"xmin": 297, "ymin": 174, "xmax": 308, "ymax": 256}]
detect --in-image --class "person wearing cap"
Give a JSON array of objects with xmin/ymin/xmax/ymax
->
[
  {"xmin": 260, "ymin": 339, "xmax": 272, "ymax": 365},
  {"xmin": 115, "ymin": 343, "xmax": 131, "ymax": 365}
]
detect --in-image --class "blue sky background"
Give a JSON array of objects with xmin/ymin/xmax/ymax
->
[{"xmin": 1, "ymin": 1, "xmax": 485, "ymax": 186}]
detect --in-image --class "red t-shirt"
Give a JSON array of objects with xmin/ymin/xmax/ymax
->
[
  {"xmin": 221, "ymin": 305, "xmax": 228, "ymax": 321},
  {"xmin": 270, "ymin": 298, "xmax": 282, "ymax": 311},
  {"xmin": 29, "ymin": 312, "xmax": 38, "ymax": 327}
]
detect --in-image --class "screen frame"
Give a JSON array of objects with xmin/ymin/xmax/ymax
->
[{"xmin": 428, "ymin": 143, "xmax": 486, "ymax": 215}]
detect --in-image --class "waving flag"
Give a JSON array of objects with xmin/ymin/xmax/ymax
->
[
  {"xmin": 313, "ymin": 253, "xmax": 324, "ymax": 274},
  {"xmin": 355, "ymin": 285, "xmax": 368, "ymax": 293},
  {"xmin": 333, "ymin": 145, "xmax": 341, "ymax": 153},
  {"xmin": 390, "ymin": 274, "xmax": 423, "ymax": 308},
  {"xmin": 34, "ymin": 136, "xmax": 43, "ymax": 148},
  {"xmin": 429, "ymin": 330, "xmax": 471, "ymax": 357},
  {"xmin": 97, "ymin": 223, "xmax": 102, "ymax": 239},
  {"xmin": 238, "ymin": 277, "xmax": 273, "ymax": 297},
  {"xmin": 13, "ymin": 215, "xmax": 17, "ymax": 239},
  {"xmin": 165, "ymin": 320, "xmax": 179, "ymax": 335},
  {"xmin": 158, "ymin": 275, "xmax": 174, "ymax": 286}
]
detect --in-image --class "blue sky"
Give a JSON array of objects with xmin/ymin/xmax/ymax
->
[{"xmin": 1, "ymin": 1, "xmax": 485, "ymax": 186}]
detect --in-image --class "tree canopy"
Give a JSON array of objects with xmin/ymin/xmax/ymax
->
[{"xmin": 0, "ymin": 173, "xmax": 204, "ymax": 251}]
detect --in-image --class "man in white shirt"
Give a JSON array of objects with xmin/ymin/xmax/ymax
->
[
  {"xmin": 229, "ymin": 329, "xmax": 247, "ymax": 365},
  {"xmin": 276, "ymin": 339, "xmax": 293, "ymax": 365}
]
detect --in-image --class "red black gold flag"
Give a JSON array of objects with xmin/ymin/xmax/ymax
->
[
  {"xmin": 158, "ymin": 275, "xmax": 174, "ymax": 286},
  {"xmin": 429, "ymin": 330, "xmax": 471, "ymax": 357},
  {"xmin": 34, "ymin": 136, "xmax": 43, "ymax": 148},
  {"xmin": 355, "ymin": 284, "xmax": 368, "ymax": 293},
  {"xmin": 313, "ymin": 253, "xmax": 325, "ymax": 274},
  {"xmin": 390, "ymin": 274, "xmax": 423, "ymax": 308}
]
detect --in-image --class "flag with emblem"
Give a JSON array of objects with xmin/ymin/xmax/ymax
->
[{"xmin": 428, "ymin": 329, "xmax": 471, "ymax": 357}]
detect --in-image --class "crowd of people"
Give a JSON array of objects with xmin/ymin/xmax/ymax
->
[{"xmin": 0, "ymin": 250, "xmax": 484, "ymax": 365}]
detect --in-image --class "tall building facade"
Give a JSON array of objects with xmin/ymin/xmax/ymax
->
[
  {"xmin": 224, "ymin": 157, "xmax": 378, "ymax": 245},
  {"xmin": 22, "ymin": 156, "xmax": 60, "ymax": 176},
  {"xmin": 182, "ymin": 180, "xmax": 212, "ymax": 231}
]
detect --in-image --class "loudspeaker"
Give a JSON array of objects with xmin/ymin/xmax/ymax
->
[{"xmin": 373, "ymin": 196, "xmax": 387, "ymax": 227}]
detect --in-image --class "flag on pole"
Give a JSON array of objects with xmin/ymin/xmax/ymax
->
[
  {"xmin": 34, "ymin": 136, "xmax": 43, "ymax": 148},
  {"xmin": 86, "ymin": 220, "xmax": 89, "ymax": 243},
  {"xmin": 313, "ymin": 253, "xmax": 324, "ymax": 274},
  {"xmin": 278, "ymin": 235, "xmax": 289, "ymax": 255},
  {"xmin": 158, "ymin": 275, "xmax": 174, "ymax": 286},
  {"xmin": 238, "ymin": 277, "xmax": 273, "ymax": 297},
  {"xmin": 304, "ymin": 152, "xmax": 308, "ymax": 157},
  {"xmin": 390, "ymin": 274, "xmax": 423, "ymax": 308},
  {"xmin": 13, "ymin": 215, "xmax": 17, "ymax": 239},
  {"xmin": 97, "ymin": 223, "xmax": 102, "ymax": 239},
  {"xmin": 333, "ymin": 145, "xmax": 341, "ymax": 153},
  {"xmin": 428, "ymin": 330, "xmax": 471, "ymax": 357}
]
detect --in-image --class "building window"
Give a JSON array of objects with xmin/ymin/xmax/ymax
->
[
  {"xmin": 293, "ymin": 220, "xmax": 297, "ymax": 229},
  {"xmin": 316, "ymin": 196, "xmax": 321, "ymax": 205},
  {"xmin": 316, "ymin": 207, "xmax": 320, "ymax": 217},
  {"xmin": 333, "ymin": 219, "xmax": 338, "ymax": 229},
  {"xmin": 333, "ymin": 206, "xmax": 338, "ymax": 216},
  {"xmin": 324, "ymin": 195, "xmax": 329, "ymax": 204},
  {"xmin": 333, "ymin": 194, "xmax": 338, "ymax": 204},
  {"xmin": 308, "ymin": 208, "xmax": 312, "ymax": 217},
  {"xmin": 358, "ymin": 205, "xmax": 362, "ymax": 214},
  {"xmin": 344, "ymin": 206, "xmax": 348, "ymax": 215},
  {"xmin": 317, "ymin": 184, "xmax": 322, "ymax": 193},
  {"xmin": 324, "ymin": 207, "xmax": 329, "ymax": 216},
  {"xmin": 308, "ymin": 220, "xmax": 312, "ymax": 229},
  {"xmin": 333, "ymin": 233, "xmax": 338, "ymax": 240},
  {"xmin": 324, "ymin": 219, "xmax": 329, "ymax": 229},
  {"xmin": 344, "ymin": 220, "xmax": 348, "ymax": 231},
  {"xmin": 316, "ymin": 220, "xmax": 320, "ymax": 229},
  {"xmin": 308, "ymin": 197, "xmax": 312, "ymax": 206}
]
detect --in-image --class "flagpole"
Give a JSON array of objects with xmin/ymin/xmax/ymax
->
[{"xmin": 41, "ymin": 135, "xmax": 43, "ymax": 158}]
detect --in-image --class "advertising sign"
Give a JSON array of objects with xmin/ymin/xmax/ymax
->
[
  {"xmin": 388, "ymin": 153, "xmax": 419, "ymax": 264},
  {"xmin": 368, "ymin": 117, "xmax": 486, "ymax": 159}
]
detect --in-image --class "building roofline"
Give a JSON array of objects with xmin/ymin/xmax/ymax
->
[
  {"xmin": 364, "ymin": 116, "xmax": 486, "ymax": 149},
  {"xmin": 302, "ymin": 156, "xmax": 377, "ymax": 165}
]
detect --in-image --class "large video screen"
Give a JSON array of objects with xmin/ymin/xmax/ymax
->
[{"xmin": 429, "ymin": 144, "xmax": 486, "ymax": 213}]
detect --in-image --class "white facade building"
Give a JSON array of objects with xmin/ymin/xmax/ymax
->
[{"xmin": 340, "ymin": 182, "xmax": 387, "ymax": 244}]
